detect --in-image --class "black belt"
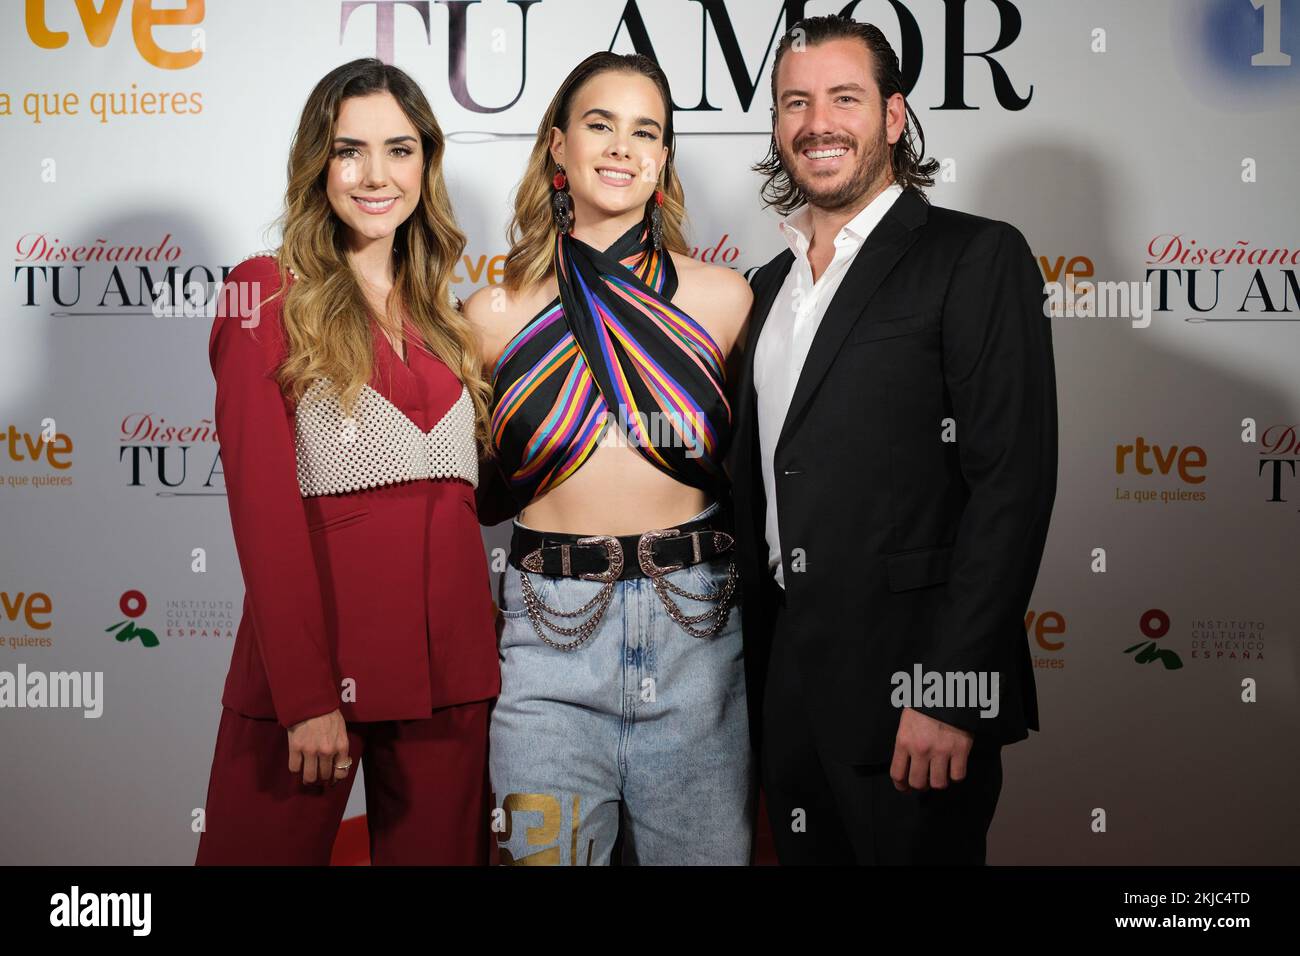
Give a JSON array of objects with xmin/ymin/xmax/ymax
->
[{"xmin": 508, "ymin": 509, "xmax": 735, "ymax": 582}]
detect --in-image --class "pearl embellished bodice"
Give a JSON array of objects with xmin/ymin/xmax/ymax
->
[{"xmin": 294, "ymin": 379, "xmax": 478, "ymax": 496}]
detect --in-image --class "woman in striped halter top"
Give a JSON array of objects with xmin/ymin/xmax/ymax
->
[{"xmin": 464, "ymin": 53, "xmax": 756, "ymax": 865}]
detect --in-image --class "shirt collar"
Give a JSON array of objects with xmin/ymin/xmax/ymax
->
[{"xmin": 779, "ymin": 181, "xmax": 905, "ymax": 255}]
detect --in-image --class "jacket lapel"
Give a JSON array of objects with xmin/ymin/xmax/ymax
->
[
  {"xmin": 734, "ymin": 250, "xmax": 794, "ymax": 452},
  {"xmin": 775, "ymin": 189, "xmax": 928, "ymax": 452}
]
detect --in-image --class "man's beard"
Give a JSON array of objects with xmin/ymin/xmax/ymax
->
[{"xmin": 781, "ymin": 126, "xmax": 891, "ymax": 212}]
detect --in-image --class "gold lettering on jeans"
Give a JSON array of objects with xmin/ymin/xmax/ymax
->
[
  {"xmin": 496, "ymin": 793, "xmax": 594, "ymax": 865},
  {"xmin": 498, "ymin": 794, "xmax": 560, "ymax": 865}
]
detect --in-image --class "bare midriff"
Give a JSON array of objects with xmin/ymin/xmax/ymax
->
[{"xmin": 515, "ymin": 423, "xmax": 711, "ymax": 536}]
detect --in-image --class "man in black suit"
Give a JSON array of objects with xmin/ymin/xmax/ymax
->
[{"xmin": 731, "ymin": 15, "xmax": 1057, "ymax": 864}]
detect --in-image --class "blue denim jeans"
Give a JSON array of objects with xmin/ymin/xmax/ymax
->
[{"xmin": 489, "ymin": 501, "xmax": 754, "ymax": 865}]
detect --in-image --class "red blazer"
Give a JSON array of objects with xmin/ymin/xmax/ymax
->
[{"xmin": 209, "ymin": 254, "xmax": 499, "ymax": 728}]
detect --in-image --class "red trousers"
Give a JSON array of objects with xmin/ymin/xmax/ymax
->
[{"xmin": 195, "ymin": 700, "xmax": 491, "ymax": 865}]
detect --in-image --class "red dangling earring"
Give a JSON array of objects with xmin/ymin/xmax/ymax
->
[
  {"xmin": 649, "ymin": 186, "xmax": 665, "ymax": 250},
  {"xmin": 551, "ymin": 164, "xmax": 573, "ymax": 233}
]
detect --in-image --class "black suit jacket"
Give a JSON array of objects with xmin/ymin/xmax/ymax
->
[{"xmin": 730, "ymin": 187, "xmax": 1058, "ymax": 766}]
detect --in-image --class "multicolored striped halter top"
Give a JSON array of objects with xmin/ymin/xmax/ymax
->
[{"xmin": 490, "ymin": 220, "xmax": 732, "ymax": 506}]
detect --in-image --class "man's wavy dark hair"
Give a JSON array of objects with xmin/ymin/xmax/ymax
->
[{"xmin": 753, "ymin": 15, "xmax": 939, "ymax": 215}]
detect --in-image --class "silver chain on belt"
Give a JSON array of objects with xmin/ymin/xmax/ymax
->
[{"xmin": 516, "ymin": 528, "xmax": 738, "ymax": 650}]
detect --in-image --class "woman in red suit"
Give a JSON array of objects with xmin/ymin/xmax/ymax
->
[{"xmin": 195, "ymin": 58, "xmax": 499, "ymax": 865}]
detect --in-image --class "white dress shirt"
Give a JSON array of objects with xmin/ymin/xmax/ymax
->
[{"xmin": 753, "ymin": 183, "xmax": 903, "ymax": 589}]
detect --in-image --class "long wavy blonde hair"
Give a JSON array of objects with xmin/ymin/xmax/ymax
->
[
  {"xmin": 262, "ymin": 58, "xmax": 494, "ymax": 458},
  {"xmin": 503, "ymin": 52, "xmax": 689, "ymax": 293}
]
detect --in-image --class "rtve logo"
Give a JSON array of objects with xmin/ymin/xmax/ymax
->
[
  {"xmin": 4, "ymin": 425, "xmax": 72, "ymax": 468},
  {"xmin": 1024, "ymin": 609, "xmax": 1065, "ymax": 652},
  {"xmin": 1, "ymin": 591, "xmax": 53, "ymax": 631},
  {"xmin": 1038, "ymin": 254, "xmax": 1094, "ymax": 285},
  {"xmin": 1115, "ymin": 438, "xmax": 1207, "ymax": 484},
  {"xmin": 25, "ymin": 0, "xmax": 205, "ymax": 69}
]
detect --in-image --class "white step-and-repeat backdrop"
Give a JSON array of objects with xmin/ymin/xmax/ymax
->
[{"xmin": 1, "ymin": 0, "xmax": 1296, "ymax": 864}]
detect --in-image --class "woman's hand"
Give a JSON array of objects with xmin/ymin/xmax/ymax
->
[{"xmin": 286, "ymin": 709, "xmax": 351, "ymax": 787}]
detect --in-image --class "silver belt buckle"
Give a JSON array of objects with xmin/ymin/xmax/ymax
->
[
  {"xmin": 521, "ymin": 535, "xmax": 624, "ymax": 582},
  {"xmin": 576, "ymin": 535, "xmax": 624, "ymax": 582},
  {"xmin": 638, "ymin": 528, "xmax": 684, "ymax": 577}
]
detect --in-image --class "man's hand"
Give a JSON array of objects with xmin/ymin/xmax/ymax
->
[{"xmin": 889, "ymin": 707, "xmax": 974, "ymax": 792}]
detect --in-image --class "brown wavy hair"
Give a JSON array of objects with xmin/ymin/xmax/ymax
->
[
  {"xmin": 502, "ymin": 52, "xmax": 689, "ymax": 292},
  {"xmin": 753, "ymin": 15, "xmax": 939, "ymax": 215},
  {"xmin": 260, "ymin": 58, "xmax": 493, "ymax": 457}
]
